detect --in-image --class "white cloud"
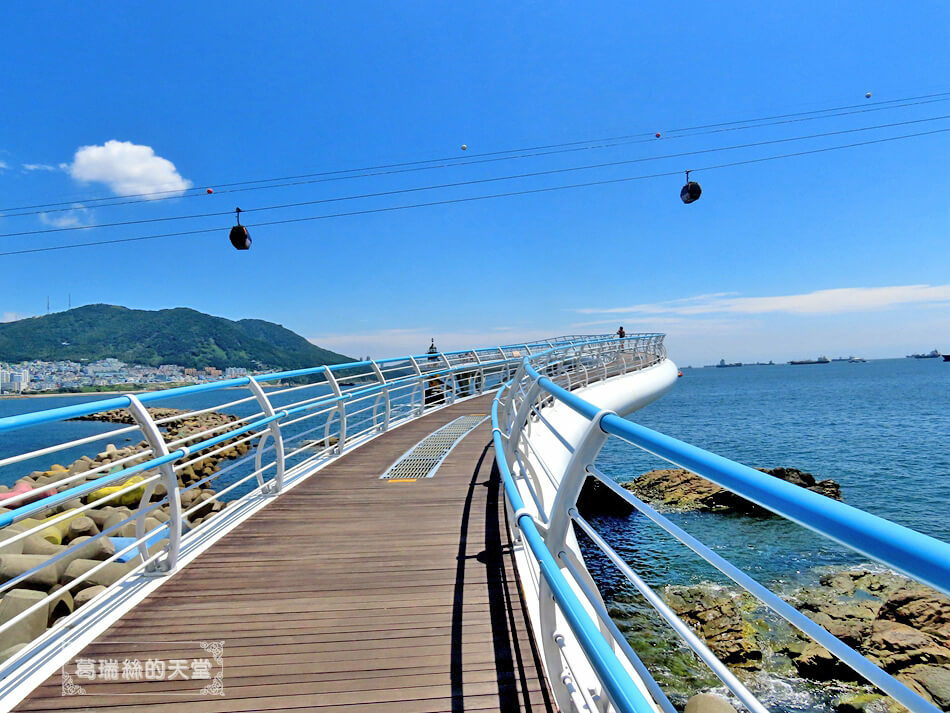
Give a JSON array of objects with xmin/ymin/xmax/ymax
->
[
  {"xmin": 66, "ymin": 140, "xmax": 192, "ymax": 198},
  {"xmin": 39, "ymin": 204, "xmax": 92, "ymax": 228},
  {"xmin": 1, "ymin": 312, "xmax": 25, "ymax": 323},
  {"xmin": 0, "ymin": 160, "xmax": 8, "ymax": 171},
  {"xmin": 22, "ymin": 163, "xmax": 57, "ymax": 172},
  {"xmin": 576, "ymin": 284, "xmax": 950, "ymax": 317}
]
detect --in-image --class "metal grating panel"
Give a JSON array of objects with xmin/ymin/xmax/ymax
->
[{"xmin": 380, "ymin": 414, "xmax": 488, "ymax": 480}]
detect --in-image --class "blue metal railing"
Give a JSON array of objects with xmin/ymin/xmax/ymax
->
[
  {"xmin": 491, "ymin": 394, "xmax": 657, "ymax": 713},
  {"xmin": 494, "ymin": 337, "xmax": 950, "ymax": 713}
]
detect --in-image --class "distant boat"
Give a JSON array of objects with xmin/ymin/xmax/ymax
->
[
  {"xmin": 906, "ymin": 349, "xmax": 941, "ymax": 359},
  {"xmin": 831, "ymin": 356, "xmax": 849, "ymax": 362},
  {"xmin": 716, "ymin": 358, "xmax": 742, "ymax": 368},
  {"xmin": 943, "ymin": 354, "xmax": 950, "ymax": 362},
  {"xmin": 789, "ymin": 356, "xmax": 830, "ymax": 365},
  {"xmin": 848, "ymin": 356, "xmax": 867, "ymax": 363}
]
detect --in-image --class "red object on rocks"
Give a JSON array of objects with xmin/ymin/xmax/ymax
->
[{"xmin": 0, "ymin": 481, "xmax": 58, "ymax": 505}]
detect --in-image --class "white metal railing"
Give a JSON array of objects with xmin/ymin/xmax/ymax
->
[
  {"xmin": 0, "ymin": 333, "xmax": 661, "ymax": 687},
  {"xmin": 492, "ymin": 338, "xmax": 950, "ymax": 713}
]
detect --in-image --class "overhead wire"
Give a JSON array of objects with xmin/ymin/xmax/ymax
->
[
  {"xmin": 3, "ymin": 113, "xmax": 949, "ymax": 240},
  {"xmin": 2, "ymin": 90, "xmax": 949, "ymax": 217},
  {"xmin": 2, "ymin": 125, "xmax": 946, "ymax": 258}
]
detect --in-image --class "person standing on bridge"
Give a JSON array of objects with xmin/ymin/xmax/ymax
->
[
  {"xmin": 425, "ymin": 339, "xmax": 443, "ymax": 406},
  {"xmin": 616, "ymin": 325, "xmax": 626, "ymax": 348}
]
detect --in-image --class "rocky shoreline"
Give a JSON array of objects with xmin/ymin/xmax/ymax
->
[
  {"xmin": 625, "ymin": 466, "xmax": 842, "ymax": 514},
  {"xmin": 650, "ymin": 570, "xmax": 950, "ymax": 711},
  {"xmin": 0, "ymin": 407, "xmax": 251, "ymax": 660},
  {"xmin": 577, "ymin": 466, "xmax": 842, "ymax": 520},
  {"xmin": 580, "ymin": 466, "xmax": 948, "ymax": 710}
]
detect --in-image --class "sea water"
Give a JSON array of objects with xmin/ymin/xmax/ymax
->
[
  {"xmin": 588, "ymin": 357, "xmax": 950, "ymax": 593},
  {"xmin": 584, "ymin": 357, "xmax": 950, "ymax": 711}
]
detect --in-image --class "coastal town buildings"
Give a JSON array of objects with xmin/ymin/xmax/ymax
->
[{"xmin": 0, "ymin": 358, "xmax": 253, "ymax": 394}]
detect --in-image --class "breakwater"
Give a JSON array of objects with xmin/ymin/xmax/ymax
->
[{"xmin": 0, "ymin": 407, "xmax": 251, "ymax": 659}]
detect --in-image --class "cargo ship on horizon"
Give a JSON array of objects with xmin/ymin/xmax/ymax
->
[{"xmin": 789, "ymin": 355, "xmax": 830, "ymax": 365}]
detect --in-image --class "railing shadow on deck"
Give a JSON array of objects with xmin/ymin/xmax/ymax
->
[{"xmin": 451, "ymin": 439, "xmax": 554, "ymax": 712}]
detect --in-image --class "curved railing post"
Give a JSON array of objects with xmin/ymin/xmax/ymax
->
[
  {"xmin": 408, "ymin": 356, "xmax": 424, "ymax": 415},
  {"xmin": 324, "ymin": 366, "xmax": 345, "ymax": 453},
  {"xmin": 544, "ymin": 409, "xmax": 611, "ymax": 553},
  {"xmin": 501, "ymin": 359, "xmax": 529, "ymax": 429},
  {"xmin": 503, "ymin": 375, "xmax": 542, "ymax": 464},
  {"xmin": 497, "ymin": 347, "xmax": 511, "ymax": 383},
  {"xmin": 470, "ymin": 349, "xmax": 484, "ymax": 395},
  {"xmin": 125, "ymin": 394, "xmax": 181, "ymax": 575},
  {"xmin": 247, "ymin": 377, "xmax": 285, "ymax": 494},
  {"xmin": 578, "ymin": 342, "xmax": 591, "ymax": 386},
  {"xmin": 440, "ymin": 353, "xmax": 456, "ymax": 403},
  {"xmin": 370, "ymin": 360, "xmax": 390, "ymax": 431},
  {"xmin": 525, "ymin": 404, "xmax": 618, "ymax": 712}
]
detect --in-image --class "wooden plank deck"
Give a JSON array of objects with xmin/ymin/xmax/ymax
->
[{"xmin": 14, "ymin": 395, "xmax": 555, "ymax": 712}]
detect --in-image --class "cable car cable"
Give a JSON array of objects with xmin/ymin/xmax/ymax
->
[
  {"xmin": 7, "ymin": 93, "xmax": 948, "ymax": 218},
  {"xmin": 1, "ymin": 90, "xmax": 948, "ymax": 215},
  {"xmin": 1, "ymin": 125, "xmax": 946, "ymax": 258},
  {"xmin": 2, "ymin": 113, "xmax": 947, "ymax": 240}
]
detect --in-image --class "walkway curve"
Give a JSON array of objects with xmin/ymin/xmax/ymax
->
[{"xmin": 14, "ymin": 395, "xmax": 555, "ymax": 712}]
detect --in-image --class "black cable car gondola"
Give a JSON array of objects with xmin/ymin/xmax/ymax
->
[
  {"xmin": 229, "ymin": 207, "xmax": 251, "ymax": 250},
  {"xmin": 680, "ymin": 170, "xmax": 702, "ymax": 204}
]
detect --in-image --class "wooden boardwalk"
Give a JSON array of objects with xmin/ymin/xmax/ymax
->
[{"xmin": 14, "ymin": 395, "xmax": 555, "ymax": 713}]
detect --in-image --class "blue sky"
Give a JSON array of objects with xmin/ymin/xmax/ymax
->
[{"xmin": 1, "ymin": 2, "xmax": 948, "ymax": 365}]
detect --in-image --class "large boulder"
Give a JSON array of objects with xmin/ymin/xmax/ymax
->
[
  {"xmin": 623, "ymin": 467, "xmax": 842, "ymax": 514},
  {"xmin": 796, "ymin": 587, "xmax": 880, "ymax": 647},
  {"xmin": 576, "ymin": 478, "xmax": 634, "ymax": 517},
  {"xmin": 900, "ymin": 664, "xmax": 950, "ymax": 709},
  {"xmin": 787, "ymin": 570, "xmax": 950, "ymax": 692},
  {"xmin": 880, "ymin": 585, "xmax": 950, "ymax": 645},
  {"xmin": 793, "ymin": 642, "xmax": 858, "ymax": 681},
  {"xmin": 868, "ymin": 620, "xmax": 950, "ymax": 671},
  {"xmin": 764, "ymin": 467, "xmax": 841, "ymax": 500},
  {"xmin": 664, "ymin": 586, "xmax": 763, "ymax": 668}
]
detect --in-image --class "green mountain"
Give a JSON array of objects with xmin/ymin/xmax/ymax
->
[{"xmin": 0, "ymin": 305, "xmax": 353, "ymax": 370}]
